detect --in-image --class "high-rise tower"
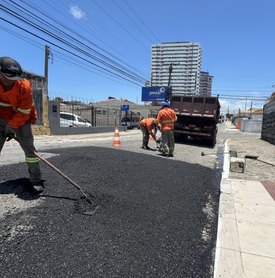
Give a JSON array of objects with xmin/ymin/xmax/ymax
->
[
  {"xmin": 151, "ymin": 42, "xmax": 202, "ymax": 95},
  {"xmin": 199, "ymin": 71, "xmax": 213, "ymax": 96}
]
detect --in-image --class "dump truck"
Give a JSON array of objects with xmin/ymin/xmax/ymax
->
[{"xmin": 170, "ymin": 95, "xmax": 220, "ymax": 146}]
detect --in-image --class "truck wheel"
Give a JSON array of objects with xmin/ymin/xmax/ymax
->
[
  {"xmin": 208, "ymin": 135, "xmax": 216, "ymax": 147},
  {"xmin": 210, "ymin": 138, "xmax": 216, "ymax": 147}
]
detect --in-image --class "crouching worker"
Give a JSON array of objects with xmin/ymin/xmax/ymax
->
[
  {"xmin": 139, "ymin": 117, "xmax": 158, "ymax": 150},
  {"xmin": 0, "ymin": 57, "xmax": 44, "ymax": 194}
]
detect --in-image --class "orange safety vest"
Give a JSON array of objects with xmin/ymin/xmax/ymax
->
[
  {"xmin": 140, "ymin": 118, "xmax": 156, "ymax": 131},
  {"xmin": 139, "ymin": 117, "xmax": 157, "ymax": 139},
  {"xmin": 157, "ymin": 107, "xmax": 177, "ymax": 130},
  {"xmin": 0, "ymin": 79, "xmax": 38, "ymax": 128}
]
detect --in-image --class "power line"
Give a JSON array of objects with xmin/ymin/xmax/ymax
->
[
  {"xmin": 0, "ymin": 16, "xmax": 144, "ymax": 86},
  {"xmin": 123, "ymin": 0, "xmax": 160, "ymax": 42},
  {"xmin": 21, "ymin": 0, "xmax": 149, "ymax": 78},
  {"xmin": 55, "ymin": 0, "xmax": 149, "ymax": 69},
  {"xmin": 5, "ymin": 0, "xmax": 147, "ymax": 83},
  {"xmin": 91, "ymin": 0, "xmax": 149, "ymax": 51},
  {"xmin": 0, "ymin": 2, "xmax": 148, "ymax": 85},
  {"xmin": 213, "ymin": 89, "xmax": 271, "ymax": 93},
  {"xmin": 213, "ymin": 93, "xmax": 269, "ymax": 99},
  {"xmin": 1, "ymin": 23, "xmax": 142, "ymax": 89},
  {"xmin": 218, "ymin": 96, "xmax": 268, "ymax": 101},
  {"xmin": 112, "ymin": 0, "xmax": 155, "ymax": 44}
]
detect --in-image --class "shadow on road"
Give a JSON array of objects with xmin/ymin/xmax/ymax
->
[
  {"xmin": 0, "ymin": 178, "xmax": 40, "ymax": 201},
  {"xmin": 175, "ymin": 136, "xmax": 216, "ymax": 149}
]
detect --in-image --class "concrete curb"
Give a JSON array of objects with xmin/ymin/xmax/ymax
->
[{"xmin": 214, "ymin": 139, "xmax": 231, "ymax": 278}]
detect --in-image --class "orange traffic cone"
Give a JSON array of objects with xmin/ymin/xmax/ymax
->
[{"xmin": 112, "ymin": 126, "xmax": 121, "ymax": 147}]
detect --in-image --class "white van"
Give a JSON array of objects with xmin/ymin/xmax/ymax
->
[
  {"xmin": 60, "ymin": 112, "xmax": 92, "ymax": 127},
  {"xmin": 121, "ymin": 116, "xmax": 140, "ymax": 129}
]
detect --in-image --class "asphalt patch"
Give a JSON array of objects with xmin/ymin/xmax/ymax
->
[
  {"xmin": 74, "ymin": 197, "xmax": 100, "ymax": 216},
  {"xmin": 1, "ymin": 146, "xmax": 219, "ymax": 277}
]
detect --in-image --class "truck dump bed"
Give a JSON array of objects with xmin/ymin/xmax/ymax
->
[
  {"xmin": 170, "ymin": 95, "xmax": 220, "ymax": 146},
  {"xmin": 171, "ymin": 96, "xmax": 220, "ymax": 120}
]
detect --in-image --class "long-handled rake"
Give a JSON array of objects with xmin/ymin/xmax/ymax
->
[
  {"xmin": 244, "ymin": 155, "xmax": 275, "ymax": 167},
  {"xmin": 11, "ymin": 136, "xmax": 99, "ymax": 215}
]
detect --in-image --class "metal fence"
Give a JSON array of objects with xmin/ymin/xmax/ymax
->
[
  {"xmin": 59, "ymin": 102, "xmax": 122, "ymax": 127},
  {"xmin": 47, "ymin": 92, "xmax": 161, "ymax": 135}
]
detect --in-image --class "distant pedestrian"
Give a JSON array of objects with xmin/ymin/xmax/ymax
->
[
  {"xmin": 157, "ymin": 101, "xmax": 177, "ymax": 157},
  {"xmin": 139, "ymin": 117, "xmax": 158, "ymax": 149},
  {"xmin": 0, "ymin": 56, "xmax": 44, "ymax": 194}
]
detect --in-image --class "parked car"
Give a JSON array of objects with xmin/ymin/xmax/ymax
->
[
  {"xmin": 121, "ymin": 116, "xmax": 140, "ymax": 129},
  {"xmin": 60, "ymin": 112, "xmax": 92, "ymax": 127}
]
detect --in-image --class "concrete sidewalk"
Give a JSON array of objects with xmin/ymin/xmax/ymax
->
[{"xmin": 214, "ymin": 122, "xmax": 275, "ymax": 277}]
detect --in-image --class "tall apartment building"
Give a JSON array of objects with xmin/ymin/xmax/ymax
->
[
  {"xmin": 151, "ymin": 42, "xmax": 202, "ymax": 95},
  {"xmin": 199, "ymin": 71, "xmax": 213, "ymax": 96}
]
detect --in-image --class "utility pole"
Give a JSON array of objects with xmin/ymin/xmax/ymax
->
[
  {"xmin": 249, "ymin": 101, "xmax": 253, "ymax": 119},
  {"xmin": 166, "ymin": 63, "xmax": 173, "ymax": 101},
  {"xmin": 227, "ymin": 105, "xmax": 229, "ymax": 119},
  {"xmin": 168, "ymin": 63, "xmax": 173, "ymax": 87},
  {"xmin": 44, "ymin": 45, "xmax": 51, "ymax": 91}
]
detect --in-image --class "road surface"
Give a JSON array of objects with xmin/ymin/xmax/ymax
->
[{"xmin": 0, "ymin": 124, "xmax": 246, "ymax": 277}]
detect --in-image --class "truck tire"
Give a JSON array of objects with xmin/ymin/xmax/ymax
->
[{"xmin": 208, "ymin": 130, "xmax": 217, "ymax": 147}]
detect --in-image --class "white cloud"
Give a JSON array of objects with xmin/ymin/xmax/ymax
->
[{"xmin": 70, "ymin": 5, "xmax": 85, "ymax": 20}]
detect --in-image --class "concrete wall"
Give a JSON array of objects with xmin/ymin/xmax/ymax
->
[
  {"xmin": 240, "ymin": 118, "xmax": 262, "ymax": 133},
  {"xmin": 50, "ymin": 126, "xmax": 115, "ymax": 136}
]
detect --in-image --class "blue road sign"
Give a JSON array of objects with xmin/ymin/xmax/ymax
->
[
  {"xmin": 141, "ymin": 86, "xmax": 170, "ymax": 101},
  {"xmin": 121, "ymin": 105, "xmax": 129, "ymax": 111}
]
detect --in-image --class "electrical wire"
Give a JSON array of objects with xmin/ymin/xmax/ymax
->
[
  {"xmin": 91, "ymin": 0, "xmax": 149, "ymax": 51},
  {"xmin": 21, "ymin": 0, "xmax": 149, "ymax": 78},
  {"xmin": 123, "ymin": 0, "xmax": 160, "ymax": 42},
  {"xmin": 112, "ymin": 0, "xmax": 155, "ymax": 44},
  {"xmin": 0, "ymin": 23, "xmax": 140, "ymax": 87},
  {"xmin": 1, "ymin": 0, "xmax": 153, "ymax": 86},
  {"xmin": 54, "ymin": 0, "xmax": 149, "ymax": 69},
  {"xmin": 0, "ymin": 16, "xmax": 144, "ymax": 86},
  {"xmin": 3, "ymin": 1, "xmax": 147, "ymax": 83}
]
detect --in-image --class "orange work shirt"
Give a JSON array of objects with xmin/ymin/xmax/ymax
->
[
  {"xmin": 0, "ymin": 79, "xmax": 37, "ymax": 128},
  {"xmin": 157, "ymin": 107, "xmax": 177, "ymax": 130},
  {"xmin": 139, "ymin": 117, "xmax": 157, "ymax": 139}
]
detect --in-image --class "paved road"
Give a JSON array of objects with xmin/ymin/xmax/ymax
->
[{"xmin": 0, "ymin": 125, "xmax": 229, "ymax": 277}]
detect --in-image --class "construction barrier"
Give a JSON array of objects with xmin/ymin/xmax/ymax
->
[
  {"xmin": 237, "ymin": 120, "xmax": 241, "ymax": 129},
  {"xmin": 112, "ymin": 127, "xmax": 121, "ymax": 147}
]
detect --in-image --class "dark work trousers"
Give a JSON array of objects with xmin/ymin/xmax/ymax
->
[
  {"xmin": 0, "ymin": 118, "xmax": 41, "ymax": 185},
  {"xmin": 161, "ymin": 130, "xmax": 175, "ymax": 155},
  {"xmin": 140, "ymin": 125, "xmax": 150, "ymax": 147}
]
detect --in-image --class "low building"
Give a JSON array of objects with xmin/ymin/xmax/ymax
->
[{"xmin": 22, "ymin": 71, "xmax": 50, "ymax": 135}]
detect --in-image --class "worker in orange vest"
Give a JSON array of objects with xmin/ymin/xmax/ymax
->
[
  {"xmin": 157, "ymin": 101, "xmax": 177, "ymax": 157},
  {"xmin": 139, "ymin": 117, "xmax": 158, "ymax": 150},
  {"xmin": 0, "ymin": 57, "xmax": 44, "ymax": 194}
]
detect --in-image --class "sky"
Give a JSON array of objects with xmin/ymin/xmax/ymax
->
[{"xmin": 1, "ymin": 0, "xmax": 275, "ymax": 114}]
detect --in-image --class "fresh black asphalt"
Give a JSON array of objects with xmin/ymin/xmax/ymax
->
[{"xmin": 0, "ymin": 146, "xmax": 219, "ymax": 278}]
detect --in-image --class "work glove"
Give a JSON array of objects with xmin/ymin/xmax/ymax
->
[{"xmin": 3, "ymin": 125, "xmax": 16, "ymax": 141}]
